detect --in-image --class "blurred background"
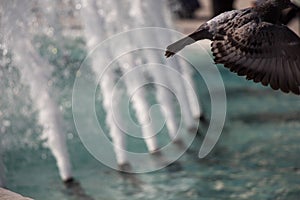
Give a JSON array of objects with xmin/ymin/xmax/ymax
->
[
  {"xmin": 173, "ymin": 0, "xmax": 299, "ymax": 35},
  {"xmin": 0, "ymin": 0, "xmax": 300, "ymax": 199}
]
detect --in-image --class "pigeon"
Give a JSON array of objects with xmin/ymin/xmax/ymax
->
[{"xmin": 165, "ymin": 0, "xmax": 300, "ymax": 95}]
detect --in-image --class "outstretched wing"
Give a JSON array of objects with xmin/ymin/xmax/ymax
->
[{"xmin": 212, "ymin": 21, "xmax": 300, "ymax": 94}]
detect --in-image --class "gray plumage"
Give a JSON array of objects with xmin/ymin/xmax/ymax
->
[{"xmin": 165, "ymin": 0, "xmax": 300, "ymax": 95}]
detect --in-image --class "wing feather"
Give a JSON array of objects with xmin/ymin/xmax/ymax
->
[{"xmin": 211, "ymin": 21, "xmax": 300, "ymax": 94}]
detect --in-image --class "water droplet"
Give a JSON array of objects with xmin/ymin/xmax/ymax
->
[
  {"xmin": 3, "ymin": 120, "xmax": 11, "ymax": 127},
  {"xmin": 75, "ymin": 3, "xmax": 82, "ymax": 10},
  {"xmin": 214, "ymin": 180, "xmax": 225, "ymax": 191},
  {"xmin": 3, "ymin": 49, "xmax": 8, "ymax": 56},
  {"xmin": 67, "ymin": 133, "xmax": 74, "ymax": 140},
  {"xmin": 52, "ymin": 47, "xmax": 58, "ymax": 54}
]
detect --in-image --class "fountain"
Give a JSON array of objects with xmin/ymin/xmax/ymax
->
[
  {"xmin": 1, "ymin": 0, "xmax": 72, "ymax": 182},
  {"xmin": 141, "ymin": 0, "xmax": 201, "ymax": 128},
  {"xmin": 78, "ymin": 0, "xmax": 202, "ymax": 168},
  {"xmin": 0, "ymin": 0, "xmax": 202, "ymax": 183}
]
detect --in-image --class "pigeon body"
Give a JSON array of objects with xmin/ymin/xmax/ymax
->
[{"xmin": 165, "ymin": 0, "xmax": 300, "ymax": 94}]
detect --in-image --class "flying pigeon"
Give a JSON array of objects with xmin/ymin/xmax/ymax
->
[{"xmin": 165, "ymin": 0, "xmax": 300, "ymax": 95}]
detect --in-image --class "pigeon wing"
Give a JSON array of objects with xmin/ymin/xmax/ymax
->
[{"xmin": 212, "ymin": 21, "xmax": 300, "ymax": 94}]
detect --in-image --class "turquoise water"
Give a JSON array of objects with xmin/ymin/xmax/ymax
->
[{"xmin": 2, "ymin": 39, "xmax": 300, "ymax": 200}]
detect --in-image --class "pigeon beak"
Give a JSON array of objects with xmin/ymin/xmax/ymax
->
[{"xmin": 290, "ymin": 0, "xmax": 300, "ymax": 8}]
